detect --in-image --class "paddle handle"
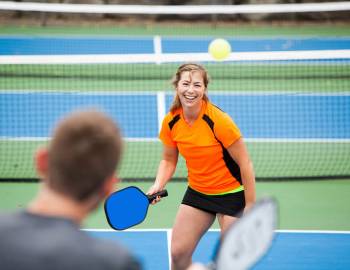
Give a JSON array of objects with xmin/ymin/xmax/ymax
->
[{"xmin": 147, "ymin": 189, "xmax": 168, "ymax": 203}]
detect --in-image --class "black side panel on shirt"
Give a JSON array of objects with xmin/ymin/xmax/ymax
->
[
  {"xmin": 202, "ymin": 114, "xmax": 242, "ymax": 184},
  {"xmin": 168, "ymin": 114, "xmax": 180, "ymax": 130}
]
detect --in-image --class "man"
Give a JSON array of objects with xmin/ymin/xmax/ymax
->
[{"xmin": 0, "ymin": 110, "xmax": 141, "ymax": 270}]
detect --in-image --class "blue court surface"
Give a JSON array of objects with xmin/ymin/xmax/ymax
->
[
  {"xmin": 1, "ymin": 92, "xmax": 349, "ymax": 140},
  {"xmin": 87, "ymin": 229, "xmax": 350, "ymax": 270},
  {"xmin": 1, "ymin": 37, "xmax": 350, "ymax": 55}
]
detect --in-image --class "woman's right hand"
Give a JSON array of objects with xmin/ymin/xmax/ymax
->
[{"xmin": 147, "ymin": 183, "xmax": 164, "ymax": 205}]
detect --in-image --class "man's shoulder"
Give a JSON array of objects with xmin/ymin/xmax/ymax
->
[
  {"xmin": 0, "ymin": 211, "xmax": 25, "ymax": 228},
  {"xmin": 0, "ymin": 211, "xmax": 141, "ymax": 270}
]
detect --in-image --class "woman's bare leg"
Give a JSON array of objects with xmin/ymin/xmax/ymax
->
[{"xmin": 171, "ymin": 204, "xmax": 215, "ymax": 270}]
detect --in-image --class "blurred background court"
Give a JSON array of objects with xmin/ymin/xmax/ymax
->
[{"xmin": 0, "ymin": 0, "xmax": 349, "ymax": 269}]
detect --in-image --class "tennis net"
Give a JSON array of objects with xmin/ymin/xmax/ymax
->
[
  {"xmin": 1, "ymin": 48, "xmax": 349, "ymax": 181},
  {"xmin": 1, "ymin": 0, "xmax": 350, "ymax": 181}
]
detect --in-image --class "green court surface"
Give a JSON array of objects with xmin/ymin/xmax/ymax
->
[
  {"xmin": 1, "ymin": 180, "xmax": 349, "ymax": 231},
  {"xmin": 2, "ymin": 140, "xmax": 349, "ymax": 180},
  {"xmin": 1, "ymin": 23, "xmax": 349, "ymax": 234},
  {"xmin": 1, "ymin": 24, "xmax": 350, "ymax": 36},
  {"xmin": 1, "ymin": 63, "xmax": 349, "ymax": 92}
]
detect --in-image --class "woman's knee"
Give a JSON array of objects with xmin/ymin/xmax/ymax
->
[{"xmin": 171, "ymin": 243, "xmax": 192, "ymax": 263}]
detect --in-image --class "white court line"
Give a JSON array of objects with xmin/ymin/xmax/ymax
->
[
  {"xmin": 209, "ymin": 91, "xmax": 350, "ymax": 97},
  {"xmin": 0, "ymin": 137, "xmax": 161, "ymax": 142},
  {"xmin": 0, "ymin": 90, "xmax": 159, "ymax": 95},
  {"xmin": 1, "ymin": 89, "xmax": 350, "ymax": 96},
  {"xmin": 83, "ymin": 228, "xmax": 350, "ymax": 234},
  {"xmin": 166, "ymin": 229, "xmax": 172, "ymax": 270},
  {"xmin": 1, "ymin": 137, "xmax": 349, "ymax": 143},
  {"xmin": 82, "ymin": 228, "xmax": 171, "ymax": 232},
  {"xmin": 1, "ymin": 50, "xmax": 350, "ymax": 64},
  {"xmin": 245, "ymin": 138, "xmax": 350, "ymax": 143},
  {"xmin": 276, "ymin": 229, "xmax": 350, "ymax": 234},
  {"xmin": 153, "ymin": 35, "xmax": 163, "ymax": 65}
]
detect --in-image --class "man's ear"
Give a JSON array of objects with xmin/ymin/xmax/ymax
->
[
  {"xmin": 102, "ymin": 176, "xmax": 119, "ymax": 199},
  {"xmin": 35, "ymin": 148, "xmax": 48, "ymax": 180}
]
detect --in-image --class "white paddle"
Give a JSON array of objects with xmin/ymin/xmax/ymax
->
[{"xmin": 209, "ymin": 197, "xmax": 278, "ymax": 270}]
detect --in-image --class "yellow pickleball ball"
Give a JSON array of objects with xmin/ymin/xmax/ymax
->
[{"xmin": 208, "ymin": 38, "xmax": 231, "ymax": 60}]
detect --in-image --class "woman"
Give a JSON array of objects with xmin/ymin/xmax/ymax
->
[{"xmin": 148, "ymin": 63, "xmax": 256, "ymax": 270}]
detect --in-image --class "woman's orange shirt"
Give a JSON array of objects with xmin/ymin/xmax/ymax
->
[{"xmin": 159, "ymin": 101, "xmax": 242, "ymax": 194}]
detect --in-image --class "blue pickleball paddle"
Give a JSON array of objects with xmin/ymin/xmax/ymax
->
[{"xmin": 104, "ymin": 186, "xmax": 168, "ymax": 230}]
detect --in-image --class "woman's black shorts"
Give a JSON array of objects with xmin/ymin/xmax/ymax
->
[{"xmin": 181, "ymin": 186, "xmax": 245, "ymax": 217}]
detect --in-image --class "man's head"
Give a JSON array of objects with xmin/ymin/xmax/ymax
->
[{"xmin": 36, "ymin": 110, "xmax": 122, "ymax": 203}]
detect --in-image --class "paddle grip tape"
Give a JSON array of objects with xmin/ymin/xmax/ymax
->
[{"xmin": 147, "ymin": 190, "xmax": 168, "ymax": 203}]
